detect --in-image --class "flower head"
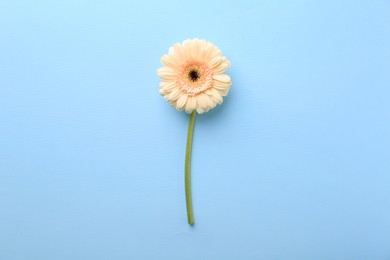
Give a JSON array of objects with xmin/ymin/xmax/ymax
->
[{"xmin": 158, "ymin": 38, "xmax": 231, "ymax": 114}]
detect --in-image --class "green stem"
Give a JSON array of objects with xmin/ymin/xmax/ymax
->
[{"xmin": 185, "ymin": 111, "xmax": 196, "ymax": 225}]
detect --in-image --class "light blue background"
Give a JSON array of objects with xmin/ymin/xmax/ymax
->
[{"xmin": 1, "ymin": 0, "xmax": 389, "ymax": 259}]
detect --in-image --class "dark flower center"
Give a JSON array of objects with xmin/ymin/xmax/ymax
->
[{"xmin": 189, "ymin": 70, "xmax": 199, "ymax": 82}]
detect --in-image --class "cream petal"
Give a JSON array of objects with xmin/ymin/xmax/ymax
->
[
  {"xmin": 213, "ymin": 76, "xmax": 231, "ymax": 93},
  {"xmin": 176, "ymin": 93, "xmax": 188, "ymax": 110},
  {"xmin": 202, "ymin": 43, "xmax": 219, "ymax": 62},
  {"xmin": 190, "ymin": 38, "xmax": 201, "ymax": 60},
  {"xmin": 159, "ymin": 88, "xmax": 167, "ymax": 95},
  {"xmin": 213, "ymin": 84, "xmax": 229, "ymax": 91},
  {"xmin": 167, "ymin": 46, "xmax": 184, "ymax": 65},
  {"xmin": 183, "ymin": 96, "xmax": 194, "ymax": 113},
  {"xmin": 200, "ymin": 44, "xmax": 212, "ymax": 61},
  {"xmin": 209, "ymin": 56, "xmax": 224, "ymax": 69},
  {"xmin": 168, "ymin": 46, "xmax": 176, "ymax": 56},
  {"xmin": 172, "ymin": 43, "xmax": 187, "ymax": 61},
  {"xmin": 195, "ymin": 94, "xmax": 206, "ymax": 114},
  {"xmin": 198, "ymin": 39, "xmax": 207, "ymax": 59},
  {"xmin": 213, "ymin": 74, "xmax": 231, "ymax": 86},
  {"xmin": 160, "ymin": 81, "xmax": 177, "ymax": 91},
  {"xmin": 161, "ymin": 54, "xmax": 179, "ymax": 68},
  {"xmin": 213, "ymin": 60, "xmax": 231, "ymax": 74},
  {"xmin": 208, "ymin": 101, "xmax": 217, "ymax": 111},
  {"xmin": 157, "ymin": 67, "xmax": 177, "ymax": 80},
  {"xmin": 196, "ymin": 106, "xmax": 205, "ymax": 114},
  {"xmin": 166, "ymin": 88, "xmax": 182, "ymax": 101},
  {"xmin": 182, "ymin": 39, "xmax": 193, "ymax": 59},
  {"xmin": 160, "ymin": 85, "xmax": 178, "ymax": 96},
  {"xmin": 197, "ymin": 93, "xmax": 208, "ymax": 107},
  {"xmin": 206, "ymin": 88, "xmax": 223, "ymax": 104},
  {"xmin": 216, "ymin": 87, "xmax": 230, "ymax": 97},
  {"xmin": 207, "ymin": 43, "xmax": 222, "ymax": 60},
  {"xmin": 195, "ymin": 93, "xmax": 215, "ymax": 114},
  {"xmin": 205, "ymin": 94, "xmax": 217, "ymax": 108}
]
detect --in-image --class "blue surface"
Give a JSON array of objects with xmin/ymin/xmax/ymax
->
[{"xmin": 1, "ymin": 0, "xmax": 390, "ymax": 259}]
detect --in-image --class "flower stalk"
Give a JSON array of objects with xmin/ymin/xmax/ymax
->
[{"xmin": 185, "ymin": 111, "xmax": 196, "ymax": 225}]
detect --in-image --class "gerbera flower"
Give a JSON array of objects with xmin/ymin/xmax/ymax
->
[
  {"xmin": 158, "ymin": 38, "xmax": 231, "ymax": 114},
  {"xmin": 157, "ymin": 39, "xmax": 231, "ymax": 225}
]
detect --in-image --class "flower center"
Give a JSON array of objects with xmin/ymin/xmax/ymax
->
[
  {"xmin": 177, "ymin": 61, "xmax": 213, "ymax": 96},
  {"xmin": 189, "ymin": 70, "xmax": 199, "ymax": 82}
]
